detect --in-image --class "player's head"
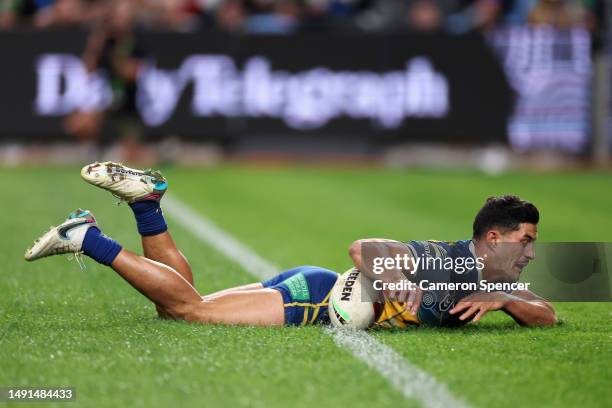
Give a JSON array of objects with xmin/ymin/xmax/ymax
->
[
  {"xmin": 472, "ymin": 195, "xmax": 539, "ymax": 241},
  {"xmin": 472, "ymin": 195, "xmax": 539, "ymax": 281}
]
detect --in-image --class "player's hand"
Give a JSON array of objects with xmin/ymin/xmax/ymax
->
[
  {"xmin": 403, "ymin": 286, "xmax": 423, "ymax": 316},
  {"xmin": 449, "ymin": 292, "xmax": 509, "ymax": 323},
  {"xmin": 383, "ymin": 284, "xmax": 422, "ymax": 316}
]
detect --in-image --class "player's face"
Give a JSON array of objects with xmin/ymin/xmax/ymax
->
[
  {"xmin": 499, "ymin": 223, "xmax": 537, "ymax": 279},
  {"xmin": 484, "ymin": 223, "xmax": 538, "ymax": 282}
]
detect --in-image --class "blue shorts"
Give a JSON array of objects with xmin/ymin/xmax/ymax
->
[{"xmin": 262, "ymin": 265, "xmax": 339, "ymax": 326}]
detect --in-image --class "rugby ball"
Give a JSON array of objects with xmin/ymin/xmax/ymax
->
[{"xmin": 328, "ymin": 268, "xmax": 378, "ymax": 330}]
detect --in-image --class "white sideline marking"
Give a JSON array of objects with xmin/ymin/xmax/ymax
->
[
  {"xmin": 163, "ymin": 193, "xmax": 469, "ymax": 408},
  {"xmin": 327, "ymin": 327, "xmax": 469, "ymax": 408}
]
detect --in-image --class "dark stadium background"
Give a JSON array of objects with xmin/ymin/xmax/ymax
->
[{"xmin": 0, "ymin": 0, "xmax": 608, "ymax": 165}]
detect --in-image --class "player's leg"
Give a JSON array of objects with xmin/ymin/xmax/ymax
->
[
  {"xmin": 111, "ymin": 249, "xmax": 201, "ymax": 317},
  {"xmin": 201, "ymin": 267, "xmax": 313, "ymax": 302},
  {"xmin": 108, "ymin": 249, "xmax": 284, "ymax": 324},
  {"xmin": 24, "ymin": 209, "xmax": 198, "ymax": 315},
  {"xmin": 128, "ymin": 198, "xmax": 193, "ymax": 285},
  {"xmin": 137, "ymin": 231, "xmax": 193, "ymax": 318},
  {"xmin": 191, "ymin": 266, "xmax": 339, "ymax": 325},
  {"xmin": 78, "ymin": 162, "xmax": 285, "ymax": 320},
  {"xmin": 110, "ymin": 250, "xmax": 284, "ymax": 325},
  {"xmin": 182, "ymin": 288, "xmax": 285, "ymax": 325},
  {"xmin": 141, "ymin": 233, "xmax": 193, "ymax": 284},
  {"xmin": 201, "ymin": 283, "xmax": 264, "ymax": 300},
  {"xmin": 24, "ymin": 210, "xmax": 285, "ymax": 325},
  {"xmin": 112, "ymin": 251, "xmax": 284, "ymax": 324},
  {"xmin": 80, "ymin": 162, "xmax": 195, "ymax": 285},
  {"xmin": 79, "ymin": 161, "xmax": 274, "ymax": 314},
  {"xmin": 127, "ymin": 192, "xmax": 193, "ymax": 285}
]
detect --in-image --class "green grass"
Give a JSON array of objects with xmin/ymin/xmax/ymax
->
[{"xmin": 0, "ymin": 166, "xmax": 611, "ymax": 408}]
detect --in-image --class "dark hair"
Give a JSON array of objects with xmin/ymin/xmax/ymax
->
[{"xmin": 472, "ymin": 195, "xmax": 539, "ymax": 239}]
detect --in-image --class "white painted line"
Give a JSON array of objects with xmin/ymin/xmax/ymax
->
[
  {"xmin": 163, "ymin": 193, "xmax": 469, "ymax": 408},
  {"xmin": 327, "ymin": 327, "xmax": 469, "ymax": 408}
]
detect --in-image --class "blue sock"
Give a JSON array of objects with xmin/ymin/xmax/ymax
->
[
  {"xmin": 129, "ymin": 201, "xmax": 168, "ymax": 236},
  {"xmin": 82, "ymin": 227, "xmax": 122, "ymax": 266}
]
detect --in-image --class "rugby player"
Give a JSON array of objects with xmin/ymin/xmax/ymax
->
[{"xmin": 24, "ymin": 162, "xmax": 556, "ymax": 328}]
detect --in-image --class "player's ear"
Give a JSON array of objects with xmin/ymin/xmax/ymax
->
[{"xmin": 485, "ymin": 230, "xmax": 501, "ymax": 246}]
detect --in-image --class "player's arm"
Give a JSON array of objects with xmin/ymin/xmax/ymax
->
[
  {"xmin": 348, "ymin": 238, "xmax": 410, "ymax": 281},
  {"xmin": 450, "ymin": 290, "xmax": 557, "ymax": 327},
  {"xmin": 503, "ymin": 290, "xmax": 557, "ymax": 327},
  {"xmin": 348, "ymin": 238, "xmax": 422, "ymax": 314}
]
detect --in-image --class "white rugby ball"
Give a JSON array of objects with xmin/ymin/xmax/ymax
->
[{"xmin": 329, "ymin": 268, "xmax": 378, "ymax": 330}]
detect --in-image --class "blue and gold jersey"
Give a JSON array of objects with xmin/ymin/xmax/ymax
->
[
  {"xmin": 373, "ymin": 240, "xmax": 481, "ymax": 328},
  {"xmin": 373, "ymin": 301, "xmax": 420, "ymax": 329},
  {"xmin": 263, "ymin": 240, "xmax": 479, "ymax": 328}
]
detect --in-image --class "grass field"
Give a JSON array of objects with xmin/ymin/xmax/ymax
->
[{"xmin": 1, "ymin": 166, "xmax": 611, "ymax": 408}]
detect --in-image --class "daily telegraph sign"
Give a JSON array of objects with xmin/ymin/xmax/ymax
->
[
  {"xmin": 35, "ymin": 54, "xmax": 112, "ymax": 116},
  {"xmin": 137, "ymin": 56, "xmax": 449, "ymax": 129},
  {"xmin": 0, "ymin": 31, "xmax": 512, "ymax": 145},
  {"xmin": 35, "ymin": 54, "xmax": 449, "ymax": 129}
]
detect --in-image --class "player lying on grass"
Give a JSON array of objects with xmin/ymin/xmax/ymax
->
[{"xmin": 24, "ymin": 162, "xmax": 556, "ymax": 328}]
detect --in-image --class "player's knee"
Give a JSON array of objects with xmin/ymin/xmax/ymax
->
[
  {"xmin": 166, "ymin": 302, "xmax": 197, "ymax": 321},
  {"xmin": 168, "ymin": 301, "xmax": 213, "ymax": 323},
  {"xmin": 156, "ymin": 305, "xmax": 172, "ymax": 320}
]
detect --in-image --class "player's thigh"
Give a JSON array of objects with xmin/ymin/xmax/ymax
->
[
  {"xmin": 187, "ymin": 288, "xmax": 285, "ymax": 326},
  {"xmin": 260, "ymin": 266, "xmax": 311, "ymax": 287},
  {"xmin": 201, "ymin": 282, "xmax": 264, "ymax": 300}
]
